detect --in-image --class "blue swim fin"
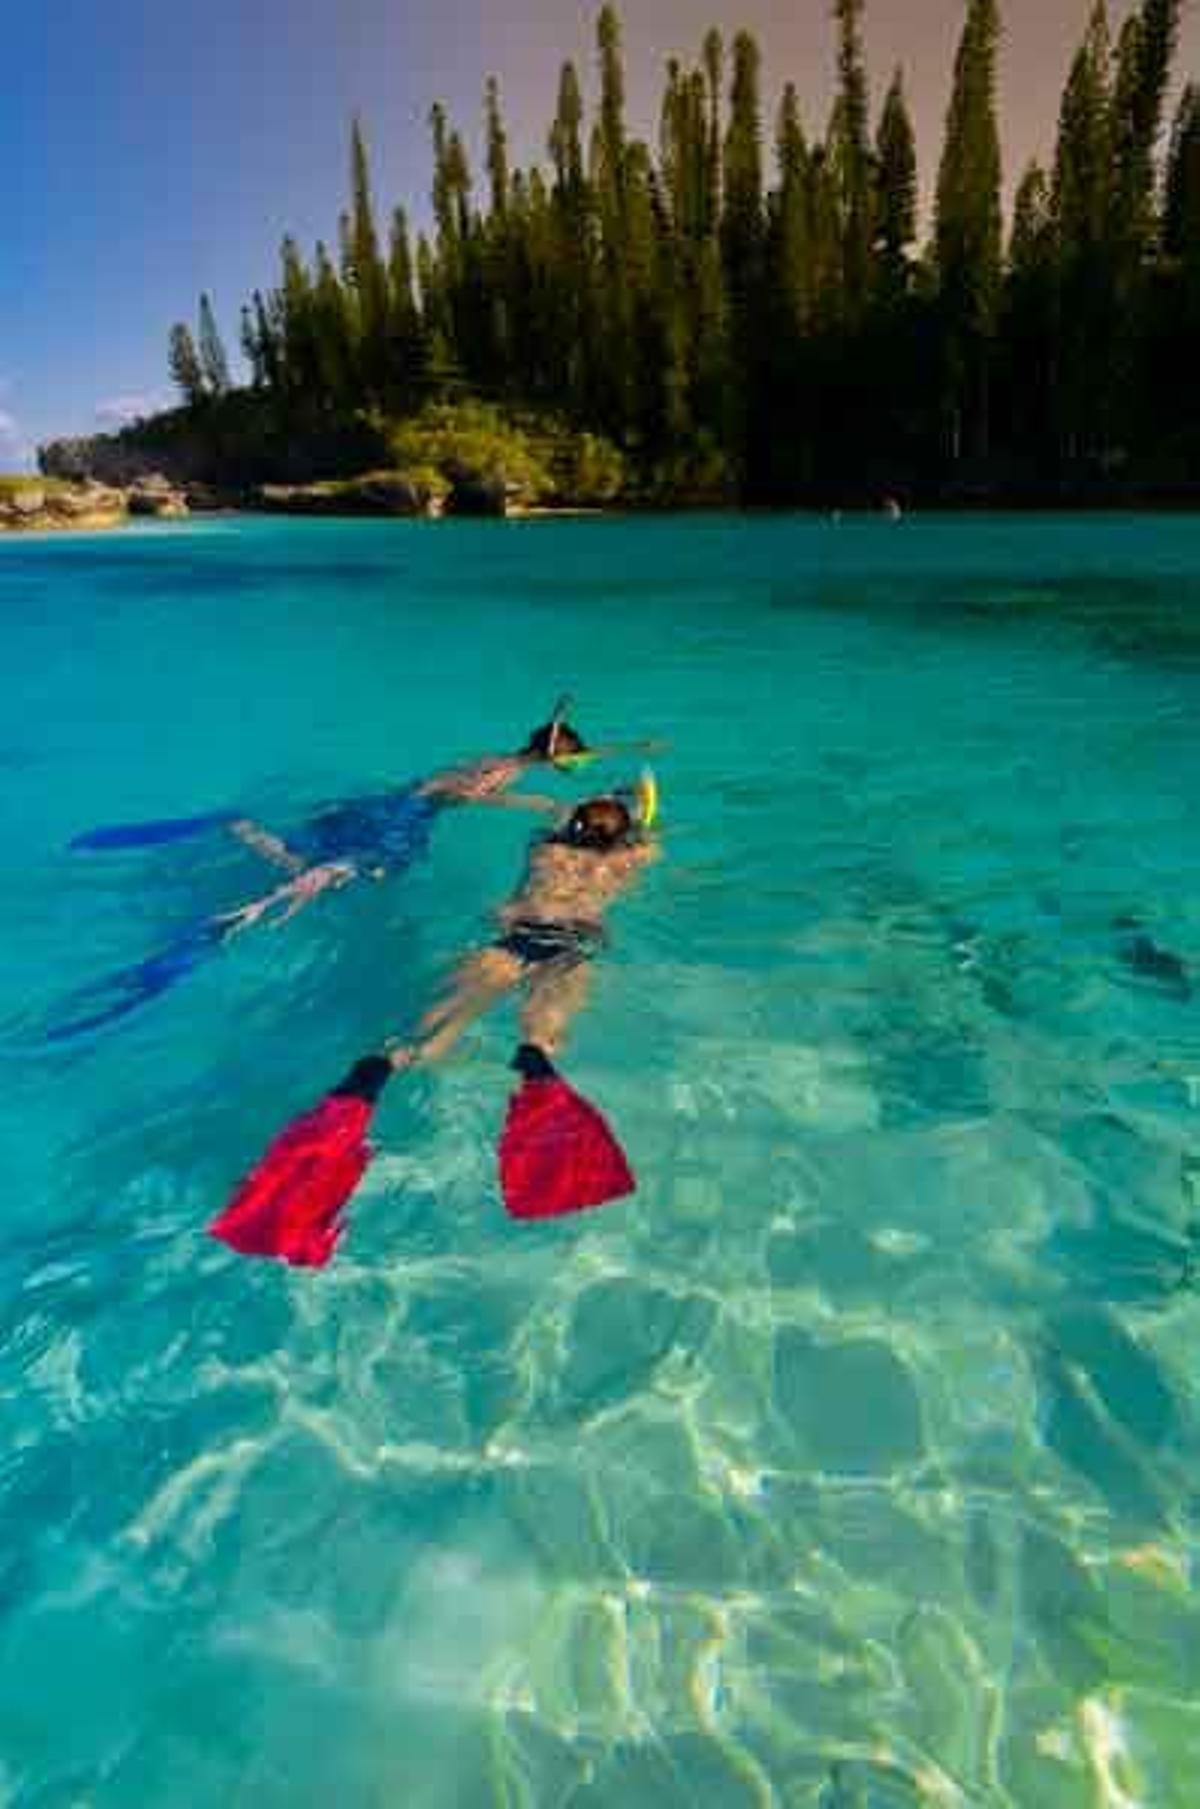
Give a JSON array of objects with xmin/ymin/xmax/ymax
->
[
  {"xmin": 44, "ymin": 919, "xmax": 226, "ymax": 1042},
  {"xmin": 70, "ymin": 809, "xmax": 239, "ymax": 853}
]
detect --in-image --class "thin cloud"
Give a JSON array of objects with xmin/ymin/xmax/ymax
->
[
  {"xmin": 95, "ymin": 393, "xmax": 168, "ymax": 427},
  {"xmin": 0, "ymin": 409, "xmax": 29, "ymax": 464}
]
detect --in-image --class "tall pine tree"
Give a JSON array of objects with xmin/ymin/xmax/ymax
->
[
  {"xmin": 721, "ymin": 30, "xmax": 765, "ymax": 475},
  {"xmin": 1164, "ymin": 83, "xmax": 1200, "ymax": 260},
  {"xmin": 934, "ymin": 0, "xmax": 1002, "ymax": 459},
  {"xmin": 169, "ymin": 323, "xmax": 206, "ymax": 407},
  {"xmin": 347, "ymin": 120, "xmax": 390, "ymax": 404},
  {"xmin": 1052, "ymin": 4, "xmax": 1114, "ymax": 460},
  {"xmin": 832, "ymin": 0, "xmax": 874, "ymax": 316},
  {"xmin": 1001, "ymin": 162, "xmax": 1056, "ymax": 458},
  {"xmin": 198, "ymin": 294, "xmax": 231, "ymax": 396},
  {"xmin": 875, "ymin": 69, "xmax": 916, "ymax": 295}
]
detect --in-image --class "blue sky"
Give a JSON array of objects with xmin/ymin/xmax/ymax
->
[{"xmin": 6, "ymin": 0, "xmax": 1197, "ymax": 469}]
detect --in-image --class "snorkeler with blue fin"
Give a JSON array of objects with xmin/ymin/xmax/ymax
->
[
  {"xmin": 210, "ymin": 772, "xmax": 659, "ymax": 1261},
  {"xmin": 71, "ymin": 694, "xmax": 591, "ymax": 867},
  {"xmin": 51, "ymin": 701, "xmax": 659, "ymax": 1040}
]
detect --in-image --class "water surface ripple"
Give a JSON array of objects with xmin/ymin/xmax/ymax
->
[{"xmin": 1, "ymin": 515, "xmax": 1199, "ymax": 1807}]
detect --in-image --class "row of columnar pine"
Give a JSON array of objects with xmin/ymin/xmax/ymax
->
[{"xmin": 168, "ymin": 1, "xmax": 1200, "ymax": 497}]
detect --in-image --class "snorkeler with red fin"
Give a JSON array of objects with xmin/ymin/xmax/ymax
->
[{"xmin": 209, "ymin": 774, "xmax": 659, "ymax": 1263}]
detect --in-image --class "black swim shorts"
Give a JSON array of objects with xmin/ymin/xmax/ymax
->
[{"xmin": 495, "ymin": 918, "xmax": 605, "ymax": 970}]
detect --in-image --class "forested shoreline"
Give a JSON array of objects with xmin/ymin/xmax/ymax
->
[{"xmin": 41, "ymin": 1, "xmax": 1200, "ymax": 508}]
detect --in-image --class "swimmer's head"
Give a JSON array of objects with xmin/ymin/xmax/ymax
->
[
  {"xmin": 521, "ymin": 719, "xmax": 587, "ymax": 765},
  {"xmin": 560, "ymin": 796, "xmax": 634, "ymax": 852}
]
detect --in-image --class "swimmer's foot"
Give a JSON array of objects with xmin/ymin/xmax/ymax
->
[{"xmin": 332, "ymin": 1053, "xmax": 395, "ymax": 1100}]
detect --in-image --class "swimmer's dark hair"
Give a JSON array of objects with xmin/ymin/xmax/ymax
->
[
  {"xmin": 561, "ymin": 796, "xmax": 633, "ymax": 851},
  {"xmin": 521, "ymin": 720, "xmax": 587, "ymax": 760}
]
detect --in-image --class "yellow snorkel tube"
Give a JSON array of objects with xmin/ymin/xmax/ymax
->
[
  {"xmin": 614, "ymin": 766, "xmax": 659, "ymax": 837},
  {"xmin": 635, "ymin": 766, "xmax": 659, "ymax": 830}
]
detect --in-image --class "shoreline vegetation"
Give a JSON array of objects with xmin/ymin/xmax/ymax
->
[{"xmin": 33, "ymin": 0, "xmax": 1200, "ymax": 517}]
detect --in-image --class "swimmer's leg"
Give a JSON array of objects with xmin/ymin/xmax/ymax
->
[
  {"xmin": 401, "ymin": 948, "xmax": 524, "ymax": 1067},
  {"xmin": 502, "ymin": 963, "xmax": 633, "ymax": 1220},
  {"xmin": 519, "ymin": 959, "xmax": 591, "ymax": 1060}
]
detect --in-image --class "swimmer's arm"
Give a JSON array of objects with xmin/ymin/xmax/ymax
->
[
  {"xmin": 218, "ymin": 860, "xmax": 357, "ymax": 934},
  {"xmin": 626, "ymin": 838, "xmax": 662, "ymax": 869},
  {"xmin": 417, "ymin": 769, "xmax": 559, "ymax": 813},
  {"xmin": 416, "ymin": 766, "xmax": 507, "ymax": 803},
  {"xmin": 229, "ymin": 817, "xmax": 307, "ymax": 875},
  {"xmin": 469, "ymin": 792, "xmax": 561, "ymax": 814},
  {"xmin": 554, "ymin": 738, "xmax": 668, "ymax": 765}
]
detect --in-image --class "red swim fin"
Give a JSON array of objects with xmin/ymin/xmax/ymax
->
[
  {"xmin": 499, "ymin": 1045, "xmax": 635, "ymax": 1220},
  {"xmin": 209, "ymin": 1055, "xmax": 393, "ymax": 1267}
]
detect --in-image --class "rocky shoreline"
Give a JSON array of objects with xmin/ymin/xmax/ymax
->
[
  {"xmin": 18, "ymin": 462, "xmax": 1200, "ymax": 535},
  {"xmin": 0, "ymin": 474, "xmax": 196, "ymax": 533},
  {"xmin": 1, "ymin": 467, "xmax": 534, "ymax": 534}
]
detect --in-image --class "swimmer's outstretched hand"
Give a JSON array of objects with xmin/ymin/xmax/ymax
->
[
  {"xmin": 274, "ymin": 862, "xmax": 356, "ymax": 920},
  {"xmin": 217, "ymin": 862, "xmax": 356, "ymax": 936},
  {"xmin": 217, "ymin": 897, "xmax": 272, "ymax": 937}
]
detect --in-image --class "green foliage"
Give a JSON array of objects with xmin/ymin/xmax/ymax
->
[
  {"xmin": 558, "ymin": 430, "xmax": 627, "ymax": 503},
  {"xmin": 387, "ymin": 401, "xmax": 626, "ymax": 506},
  {"xmin": 388, "ymin": 401, "xmax": 553, "ymax": 499}
]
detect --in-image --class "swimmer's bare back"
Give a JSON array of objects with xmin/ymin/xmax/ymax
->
[{"xmin": 499, "ymin": 838, "xmax": 657, "ymax": 931}]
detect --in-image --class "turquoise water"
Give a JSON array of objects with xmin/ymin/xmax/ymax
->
[{"xmin": 2, "ymin": 513, "xmax": 1200, "ymax": 1806}]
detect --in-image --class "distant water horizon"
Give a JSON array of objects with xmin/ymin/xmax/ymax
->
[{"xmin": 1, "ymin": 513, "xmax": 1198, "ymax": 1806}]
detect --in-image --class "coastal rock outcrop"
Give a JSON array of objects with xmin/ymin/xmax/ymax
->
[
  {"xmin": 0, "ymin": 480, "xmax": 127, "ymax": 532},
  {"xmin": 254, "ymin": 471, "xmax": 433, "ymax": 517},
  {"xmin": 444, "ymin": 471, "xmax": 510, "ymax": 517},
  {"xmin": 127, "ymin": 474, "xmax": 189, "ymax": 518},
  {"xmin": 183, "ymin": 481, "xmax": 238, "ymax": 512},
  {"xmin": 7, "ymin": 486, "xmax": 46, "ymax": 519}
]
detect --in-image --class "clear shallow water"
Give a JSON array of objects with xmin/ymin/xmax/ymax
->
[{"xmin": 1, "ymin": 514, "xmax": 1200, "ymax": 1805}]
